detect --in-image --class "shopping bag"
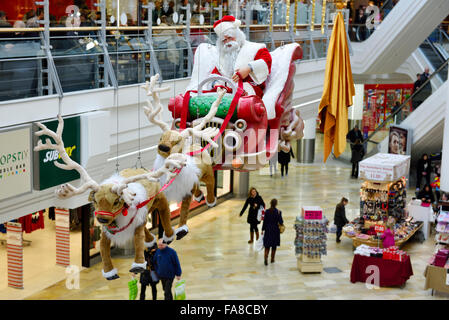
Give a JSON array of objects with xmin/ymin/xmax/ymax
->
[
  {"xmin": 174, "ymin": 279, "xmax": 186, "ymax": 300},
  {"xmin": 128, "ymin": 278, "xmax": 138, "ymax": 300},
  {"xmin": 255, "ymin": 234, "xmax": 264, "ymax": 251},
  {"xmin": 329, "ymin": 223, "xmax": 337, "ymax": 234},
  {"xmin": 257, "ymin": 207, "xmax": 265, "ymax": 222}
]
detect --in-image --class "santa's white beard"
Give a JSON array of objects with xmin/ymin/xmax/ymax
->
[{"xmin": 218, "ymin": 41, "xmax": 240, "ymax": 78}]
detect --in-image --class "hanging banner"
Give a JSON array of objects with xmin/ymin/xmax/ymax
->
[
  {"xmin": 33, "ymin": 116, "xmax": 81, "ymax": 191},
  {"xmin": 0, "ymin": 126, "xmax": 32, "ymax": 201},
  {"xmin": 7, "ymin": 222, "xmax": 23, "ymax": 289},
  {"xmin": 55, "ymin": 208, "xmax": 70, "ymax": 267}
]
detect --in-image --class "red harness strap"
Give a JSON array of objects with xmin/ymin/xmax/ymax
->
[
  {"xmin": 104, "ymin": 168, "xmax": 182, "ymax": 235},
  {"xmin": 181, "ymin": 80, "xmax": 244, "ymax": 157}
]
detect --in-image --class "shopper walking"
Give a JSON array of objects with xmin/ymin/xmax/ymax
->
[
  {"xmin": 152, "ymin": 239, "xmax": 182, "ymax": 300},
  {"xmin": 334, "ymin": 197, "xmax": 349, "ymax": 243},
  {"xmin": 350, "ymin": 139, "xmax": 365, "ymax": 178},
  {"xmin": 278, "ymin": 145, "xmax": 294, "ymax": 178},
  {"xmin": 240, "ymin": 187, "xmax": 266, "ymax": 244},
  {"xmin": 261, "ymin": 199, "xmax": 284, "ymax": 265},
  {"xmin": 416, "ymin": 153, "xmax": 432, "ymax": 190},
  {"xmin": 269, "ymin": 152, "xmax": 278, "ymax": 177},
  {"xmin": 140, "ymin": 246, "xmax": 158, "ymax": 300}
]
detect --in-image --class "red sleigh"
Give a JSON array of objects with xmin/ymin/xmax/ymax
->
[{"xmin": 168, "ymin": 43, "xmax": 304, "ymax": 171}]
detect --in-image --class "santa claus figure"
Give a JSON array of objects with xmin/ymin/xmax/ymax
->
[{"xmin": 187, "ymin": 15, "xmax": 272, "ymax": 98}]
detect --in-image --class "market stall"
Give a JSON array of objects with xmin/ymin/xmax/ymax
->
[
  {"xmin": 294, "ymin": 206, "xmax": 327, "ymax": 273},
  {"xmin": 351, "ymin": 245, "xmax": 413, "ymax": 287},
  {"xmin": 343, "ymin": 153, "xmax": 423, "ymax": 248}
]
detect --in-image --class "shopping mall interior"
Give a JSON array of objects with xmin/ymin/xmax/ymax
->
[{"xmin": 1, "ymin": 0, "xmax": 449, "ymax": 302}]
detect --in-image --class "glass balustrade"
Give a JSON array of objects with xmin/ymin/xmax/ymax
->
[{"xmin": 0, "ymin": 0, "xmax": 339, "ymax": 103}]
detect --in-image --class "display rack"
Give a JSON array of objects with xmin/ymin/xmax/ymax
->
[{"xmin": 295, "ymin": 206, "xmax": 326, "ymax": 273}]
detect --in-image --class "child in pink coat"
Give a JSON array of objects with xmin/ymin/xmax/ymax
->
[{"xmin": 381, "ymin": 226, "xmax": 395, "ymax": 248}]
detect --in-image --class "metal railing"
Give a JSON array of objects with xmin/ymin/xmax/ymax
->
[{"xmin": 0, "ymin": 1, "xmax": 347, "ymax": 104}]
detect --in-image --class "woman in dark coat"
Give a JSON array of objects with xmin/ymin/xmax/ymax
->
[
  {"xmin": 351, "ymin": 139, "xmax": 365, "ymax": 178},
  {"xmin": 140, "ymin": 247, "xmax": 158, "ymax": 300},
  {"xmin": 240, "ymin": 187, "xmax": 265, "ymax": 244},
  {"xmin": 417, "ymin": 184, "xmax": 435, "ymax": 204},
  {"xmin": 278, "ymin": 145, "xmax": 294, "ymax": 177},
  {"xmin": 416, "ymin": 153, "xmax": 432, "ymax": 189},
  {"xmin": 333, "ymin": 197, "xmax": 349, "ymax": 243},
  {"xmin": 262, "ymin": 198, "xmax": 283, "ymax": 265}
]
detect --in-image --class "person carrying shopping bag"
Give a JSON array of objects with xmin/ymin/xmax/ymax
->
[
  {"xmin": 152, "ymin": 239, "xmax": 182, "ymax": 300},
  {"xmin": 240, "ymin": 187, "xmax": 266, "ymax": 244},
  {"xmin": 262, "ymin": 198, "xmax": 284, "ymax": 265},
  {"xmin": 139, "ymin": 246, "xmax": 159, "ymax": 300}
]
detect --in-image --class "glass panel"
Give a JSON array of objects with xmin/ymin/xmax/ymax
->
[
  {"xmin": 216, "ymin": 169, "xmax": 231, "ymax": 197},
  {"xmin": 153, "ymin": 31, "xmax": 189, "ymax": 80}
]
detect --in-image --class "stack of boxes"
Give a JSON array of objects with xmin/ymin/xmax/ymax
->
[
  {"xmin": 431, "ymin": 249, "xmax": 449, "ymax": 268},
  {"xmin": 382, "ymin": 246, "xmax": 409, "ymax": 262}
]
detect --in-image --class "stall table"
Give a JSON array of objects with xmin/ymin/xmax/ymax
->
[
  {"xmin": 407, "ymin": 202, "xmax": 434, "ymax": 240},
  {"xmin": 424, "ymin": 264, "xmax": 449, "ymax": 295},
  {"xmin": 344, "ymin": 222, "xmax": 423, "ymax": 249},
  {"xmin": 350, "ymin": 254, "xmax": 413, "ymax": 287}
]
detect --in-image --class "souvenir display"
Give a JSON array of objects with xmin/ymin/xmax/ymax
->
[
  {"xmin": 435, "ymin": 210, "xmax": 449, "ymax": 245},
  {"xmin": 33, "ymin": 115, "xmax": 188, "ymax": 280},
  {"xmin": 295, "ymin": 206, "xmax": 326, "ymax": 273},
  {"xmin": 354, "ymin": 244, "xmax": 409, "ymax": 262}
]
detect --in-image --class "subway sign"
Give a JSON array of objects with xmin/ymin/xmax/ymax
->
[{"xmin": 33, "ymin": 116, "xmax": 81, "ymax": 191}]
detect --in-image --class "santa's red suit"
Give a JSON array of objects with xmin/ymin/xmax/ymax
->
[{"xmin": 186, "ymin": 16, "xmax": 272, "ymax": 98}]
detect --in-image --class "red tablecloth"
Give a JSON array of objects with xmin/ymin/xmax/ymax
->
[{"xmin": 350, "ymin": 254, "xmax": 413, "ymax": 287}]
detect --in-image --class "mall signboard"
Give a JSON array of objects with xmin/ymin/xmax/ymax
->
[
  {"xmin": 0, "ymin": 125, "xmax": 32, "ymax": 201},
  {"xmin": 33, "ymin": 116, "xmax": 81, "ymax": 190}
]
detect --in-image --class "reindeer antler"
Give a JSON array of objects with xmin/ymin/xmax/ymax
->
[
  {"xmin": 34, "ymin": 115, "xmax": 99, "ymax": 198},
  {"xmin": 180, "ymin": 87, "xmax": 226, "ymax": 148},
  {"xmin": 142, "ymin": 74, "xmax": 171, "ymax": 132},
  {"xmin": 112, "ymin": 153, "xmax": 188, "ymax": 203}
]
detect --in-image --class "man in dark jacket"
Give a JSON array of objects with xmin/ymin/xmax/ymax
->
[
  {"xmin": 347, "ymin": 126, "xmax": 363, "ymax": 144},
  {"xmin": 351, "ymin": 140, "xmax": 365, "ymax": 178},
  {"xmin": 334, "ymin": 197, "xmax": 349, "ymax": 243},
  {"xmin": 152, "ymin": 239, "xmax": 182, "ymax": 300}
]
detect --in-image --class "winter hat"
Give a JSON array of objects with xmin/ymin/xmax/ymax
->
[{"xmin": 213, "ymin": 15, "xmax": 241, "ymax": 37}]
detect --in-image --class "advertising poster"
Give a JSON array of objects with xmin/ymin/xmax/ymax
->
[{"xmin": 388, "ymin": 126, "xmax": 409, "ymax": 155}]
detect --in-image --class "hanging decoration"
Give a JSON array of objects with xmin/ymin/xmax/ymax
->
[
  {"xmin": 294, "ymin": 0, "xmax": 299, "ymax": 32},
  {"xmin": 33, "ymin": 115, "xmax": 188, "ymax": 280},
  {"xmin": 321, "ymin": 0, "xmax": 327, "ymax": 34},
  {"xmin": 269, "ymin": 0, "xmax": 274, "ymax": 32},
  {"xmin": 285, "ymin": 0, "xmax": 291, "ymax": 31},
  {"xmin": 310, "ymin": 0, "xmax": 316, "ymax": 31}
]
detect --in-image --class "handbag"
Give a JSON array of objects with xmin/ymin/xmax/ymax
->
[
  {"xmin": 255, "ymin": 234, "xmax": 264, "ymax": 251},
  {"xmin": 277, "ymin": 209, "xmax": 285, "ymax": 233}
]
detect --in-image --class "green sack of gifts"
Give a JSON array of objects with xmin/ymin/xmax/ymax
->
[
  {"xmin": 128, "ymin": 278, "xmax": 138, "ymax": 300},
  {"xmin": 174, "ymin": 279, "xmax": 186, "ymax": 300}
]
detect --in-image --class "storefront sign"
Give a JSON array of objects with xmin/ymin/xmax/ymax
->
[
  {"xmin": 33, "ymin": 116, "xmax": 81, "ymax": 190},
  {"xmin": 0, "ymin": 126, "xmax": 32, "ymax": 201}
]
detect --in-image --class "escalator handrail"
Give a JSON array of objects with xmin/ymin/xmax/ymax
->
[
  {"xmin": 423, "ymin": 38, "xmax": 446, "ymax": 65},
  {"xmin": 362, "ymin": 57, "xmax": 449, "ymax": 144}
]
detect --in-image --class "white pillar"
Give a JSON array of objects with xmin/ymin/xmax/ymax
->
[
  {"xmin": 297, "ymin": 118, "xmax": 316, "ymax": 163},
  {"xmin": 348, "ymin": 84, "xmax": 364, "ymax": 130},
  {"xmin": 440, "ymin": 68, "xmax": 449, "ymax": 192}
]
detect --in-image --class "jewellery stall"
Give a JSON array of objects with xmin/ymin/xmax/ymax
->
[{"xmin": 343, "ymin": 153, "xmax": 423, "ymax": 248}]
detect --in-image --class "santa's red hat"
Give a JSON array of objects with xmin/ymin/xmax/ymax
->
[{"xmin": 213, "ymin": 15, "xmax": 241, "ymax": 37}]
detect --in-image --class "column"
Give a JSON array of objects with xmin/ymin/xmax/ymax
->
[
  {"xmin": 7, "ymin": 222, "xmax": 23, "ymax": 289},
  {"xmin": 55, "ymin": 208, "xmax": 70, "ymax": 267},
  {"xmin": 232, "ymin": 171, "xmax": 249, "ymax": 198},
  {"xmin": 296, "ymin": 118, "xmax": 316, "ymax": 163},
  {"xmin": 439, "ymin": 68, "xmax": 449, "ymax": 192},
  {"xmin": 348, "ymin": 84, "xmax": 364, "ymax": 130}
]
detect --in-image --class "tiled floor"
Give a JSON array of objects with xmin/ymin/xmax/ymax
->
[{"xmin": 3, "ymin": 134, "xmax": 448, "ymax": 300}]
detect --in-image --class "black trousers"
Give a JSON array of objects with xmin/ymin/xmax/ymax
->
[
  {"xmin": 280, "ymin": 163, "xmax": 289, "ymax": 176},
  {"xmin": 250, "ymin": 223, "xmax": 259, "ymax": 233},
  {"xmin": 160, "ymin": 278, "xmax": 174, "ymax": 300},
  {"xmin": 352, "ymin": 162, "xmax": 359, "ymax": 177},
  {"xmin": 140, "ymin": 282, "xmax": 158, "ymax": 300},
  {"xmin": 416, "ymin": 173, "xmax": 430, "ymax": 189},
  {"xmin": 336, "ymin": 225, "xmax": 343, "ymax": 241}
]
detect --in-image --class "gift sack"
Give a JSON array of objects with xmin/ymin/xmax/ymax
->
[
  {"xmin": 255, "ymin": 234, "xmax": 264, "ymax": 251},
  {"xmin": 257, "ymin": 207, "xmax": 265, "ymax": 222},
  {"xmin": 174, "ymin": 279, "xmax": 186, "ymax": 300}
]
